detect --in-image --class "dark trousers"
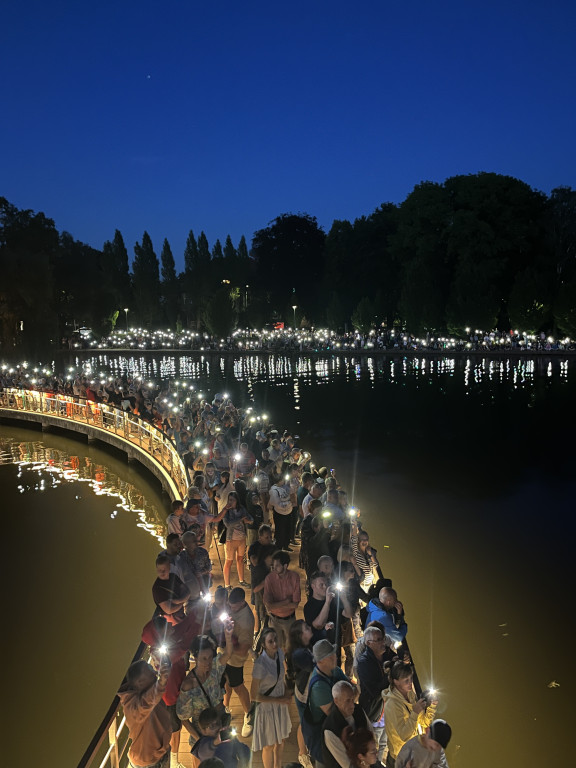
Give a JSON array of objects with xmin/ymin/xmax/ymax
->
[
  {"xmin": 290, "ymin": 506, "xmax": 299, "ymax": 541},
  {"xmin": 273, "ymin": 510, "xmax": 292, "ymax": 550}
]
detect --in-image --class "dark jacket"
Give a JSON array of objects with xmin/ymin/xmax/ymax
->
[
  {"xmin": 322, "ymin": 702, "xmax": 370, "ymax": 768},
  {"xmin": 357, "ymin": 644, "xmax": 388, "ymax": 722}
]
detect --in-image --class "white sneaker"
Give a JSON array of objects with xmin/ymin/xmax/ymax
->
[
  {"xmin": 299, "ymin": 754, "xmax": 313, "ymax": 768},
  {"xmin": 241, "ymin": 713, "xmax": 253, "ymax": 737}
]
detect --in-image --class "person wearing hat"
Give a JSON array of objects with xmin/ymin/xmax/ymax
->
[
  {"xmin": 308, "ymin": 640, "xmax": 349, "ymax": 720},
  {"xmin": 395, "ymin": 720, "xmax": 452, "ymax": 768},
  {"xmin": 301, "ymin": 639, "xmax": 349, "ymax": 765}
]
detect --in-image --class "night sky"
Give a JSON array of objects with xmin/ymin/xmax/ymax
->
[{"xmin": 2, "ymin": 0, "xmax": 575, "ymax": 269}]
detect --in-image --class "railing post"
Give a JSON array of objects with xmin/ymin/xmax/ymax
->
[{"xmin": 108, "ymin": 717, "xmax": 120, "ymax": 768}]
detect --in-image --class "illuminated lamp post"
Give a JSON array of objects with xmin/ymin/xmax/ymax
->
[
  {"xmin": 124, "ymin": 307, "xmax": 129, "ymax": 331},
  {"xmin": 292, "ymin": 305, "xmax": 297, "ymax": 328}
]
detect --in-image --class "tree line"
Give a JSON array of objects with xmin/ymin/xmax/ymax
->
[{"xmin": 1, "ymin": 172, "xmax": 575, "ymax": 355}]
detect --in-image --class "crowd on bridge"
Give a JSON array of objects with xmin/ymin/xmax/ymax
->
[
  {"xmin": 113, "ymin": 387, "xmax": 453, "ymax": 768},
  {"xmin": 0, "ymin": 366, "xmax": 452, "ymax": 768}
]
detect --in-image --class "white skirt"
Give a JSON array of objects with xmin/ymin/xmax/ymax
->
[{"xmin": 251, "ymin": 700, "xmax": 292, "ymax": 751}]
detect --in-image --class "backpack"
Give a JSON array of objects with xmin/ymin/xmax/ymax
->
[{"xmin": 300, "ymin": 676, "xmax": 328, "ymax": 762}]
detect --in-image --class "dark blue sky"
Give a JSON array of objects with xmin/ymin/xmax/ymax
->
[{"xmin": 2, "ymin": 0, "xmax": 575, "ymax": 270}]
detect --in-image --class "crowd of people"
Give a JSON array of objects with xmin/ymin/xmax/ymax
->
[
  {"xmin": 115, "ymin": 386, "xmax": 453, "ymax": 768},
  {"xmin": 0, "ymin": 367, "xmax": 453, "ymax": 768},
  {"xmin": 75, "ymin": 325, "xmax": 574, "ymax": 354}
]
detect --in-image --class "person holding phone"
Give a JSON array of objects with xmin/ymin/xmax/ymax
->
[{"xmin": 118, "ymin": 657, "xmax": 173, "ymax": 768}]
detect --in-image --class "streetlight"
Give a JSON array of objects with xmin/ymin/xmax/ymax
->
[
  {"xmin": 292, "ymin": 305, "xmax": 297, "ymax": 328},
  {"xmin": 124, "ymin": 308, "xmax": 129, "ymax": 331}
]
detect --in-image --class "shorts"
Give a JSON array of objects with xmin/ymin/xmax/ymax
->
[
  {"xmin": 225, "ymin": 663, "xmax": 244, "ymax": 688},
  {"xmin": 167, "ymin": 703, "xmax": 181, "ymax": 733},
  {"xmin": 225, "ymin": 538, "xmax": 246, "ymax": 559}
]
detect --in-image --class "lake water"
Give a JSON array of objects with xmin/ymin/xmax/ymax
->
[{"xmin": 2, "ymin": 352, "xmax": 574, "ymax": 766}]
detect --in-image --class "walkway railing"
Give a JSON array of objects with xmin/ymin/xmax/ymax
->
[
  {"xmin": 1, "ymin": 385, "xmax": 421, "ymax": 768},
  {"xmin": 0, "ymin": 387, "xmax": 189, "ymax": 500},
  {"xmin": 0, "ymin": 386, "xmax": 187, "ymax": 768}
]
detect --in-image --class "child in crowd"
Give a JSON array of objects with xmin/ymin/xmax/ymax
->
[{"xmin": 191, "ymin": 707, "xmax": 251, "ymax": 768}]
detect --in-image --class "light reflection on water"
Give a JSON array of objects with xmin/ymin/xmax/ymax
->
[
  {"xmin": 7, "ymin": 352, "xmax": 574, "ymax": 766},
  {"xmin": 1, "ymin": 427, "xmax": 167, "ymax": 768},
  {"xmin": 77, "ymin": 352, "xmax": 571, "ymax": 392},
  {"xmin": 0, "ymin": 436, "xmax": 165, "ymax": 546}
]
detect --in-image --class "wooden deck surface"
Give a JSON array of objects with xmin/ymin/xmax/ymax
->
[{"xmin": 176, "ymin": 535, "xmax": 307, "ymax": 768}]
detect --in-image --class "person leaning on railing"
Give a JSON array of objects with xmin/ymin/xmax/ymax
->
[
  {"xmin": 118, "ymin": 657, "xmax": 172, "ymax": 768},
  {"xmin": 383, "ymin": 662, "xmax": 437, "ymax": 768}
]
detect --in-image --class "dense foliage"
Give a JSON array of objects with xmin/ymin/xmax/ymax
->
[{"xmin": 1, "ymin": 173, "xmax": 574, "ymax": 354}]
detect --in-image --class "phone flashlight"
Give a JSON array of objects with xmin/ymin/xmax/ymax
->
[{"xmin": 219, "ymin": 612, "xmax": 230, "ymax": 622}]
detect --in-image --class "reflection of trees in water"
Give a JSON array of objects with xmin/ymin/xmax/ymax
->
[{"xmin": 0, "ymin": 437, "xmax": 165, "ymax": 544}]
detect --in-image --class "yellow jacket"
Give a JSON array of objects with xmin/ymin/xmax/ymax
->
[{"xmin": 383, "ymin": 687, "xmax": 436, "ymax": 759}]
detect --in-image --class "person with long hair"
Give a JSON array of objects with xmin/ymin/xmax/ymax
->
[
  {"xmin": 250, "ymin": 627, "xmax": 292, "ymax": 768},
  {"xmin": 383, "ymin": 662, "xmax": 437, "ymax": 768},
  {"xmin": 176, "ymin": 629, "xmax": 233, "ymax": 740},
  {"xmin": 221, "ymin": 491, "xmax": 252, "ymax": 588},
  {"xmin": 285, "ymin": 619, "xmax": 315, "ymax": 768},
  {"xmin": 342, "ymin": 727, "xmax": 380, "ymax": 768}
]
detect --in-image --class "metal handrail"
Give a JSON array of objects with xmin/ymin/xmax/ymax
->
[
  {"xmin": 0, "ymin": 386, "xmax": 189, "ymax": 768},
  {"xmin": 76, "ymin": 642, "xmax": 148, "ymax": 768},
  {"xmin": 0, "ymin": 387, "xmax": 189, "ymax": 500}
]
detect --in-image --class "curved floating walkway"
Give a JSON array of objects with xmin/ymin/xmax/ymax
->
[
  {"xmin": 0, "ymin": 388, "xmax": 188, "ymax": 501},
  {"xmin": 0, "ymin": 386, "xmax": 307, "ymax": 768}
]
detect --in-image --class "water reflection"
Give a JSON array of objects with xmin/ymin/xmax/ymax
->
[
  {"xmin": 0, "ymin": 436, "xmax": 165, "ymax": 545},
  {"xmin": 76, "ymin": 352, "xmax": 572, "ymax": 393}
]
